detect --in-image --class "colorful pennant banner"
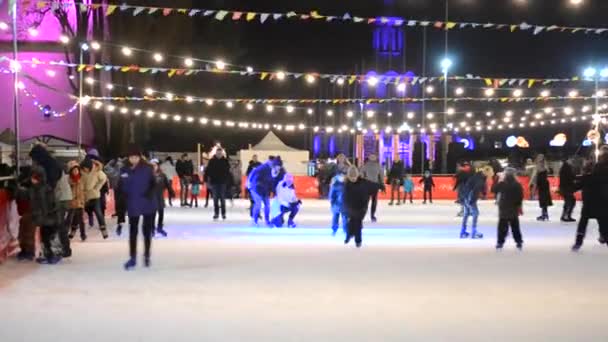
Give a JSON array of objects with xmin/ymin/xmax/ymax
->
[
  {"xmin": 11, "ymin": 58, "xmax": 599, "ymax": 88},
  {"xmin": 33, "ymin": 1, "xmax": 608, "ymax": 36}
]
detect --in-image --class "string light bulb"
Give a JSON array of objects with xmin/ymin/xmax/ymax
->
[
  {"xmin": 153, "ymin": 53, "xmax": 163, "ymax": 62},
  {"xmin": 90, "ymin": 41, "xmax": 101, "ymax": 50},
  {"xmin": 484, "ymin": 88, "xmax": 495, "ymax": 97},
  {"xmin": 184, "ymin": 58, "xmax": 194, "ymax": 67},
  {"xmin": 306, "ymin": 74, "xmax": 316, "ymax": 84},
  {"xmin": 286, "ymin": 105, "xmax": 295, "ymax": 113},
  {"xmin": 145, "ymin": 88, "xmax": 154, "ymax": 95},
  {"xmin": 246, "ymin": 103, "xmax": 254, "ymax": 111},
  {"xmin": 226, "ymin": 101, "xmax": 234, "ymax": 108},
  {"xmin": 121, "ymin": 47, "xmax": 132, "ymax": 56},
  {"xmin": 215, "ymin": 60, "xmax": 226, "ymax": 70},
  {"xmin": 59, "ymin": 35, "xmax": 70, "ymax": 44},
  {"xmin": 276, "ymin": 71, "xmax": 286, "ymax": 80},
  {"xmin": 336, "ymin": 78, "xmax": 345, "ymax": 86}
]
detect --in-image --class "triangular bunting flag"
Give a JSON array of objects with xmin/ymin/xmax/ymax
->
[
  {"xmin": 232, "ymin": 12, "xmax": 243, "ymax": 20},
  {"xmin": 133, "ymin": 7, "xmax": 145, "ymax": 16},
  {"xmin": 510, "ymin": 25, "xmax": 517, "ymax": 32},
  {"xmin": 286, "ymin": 11, "xmax": 297, "ymax": 18},
  {"xmin": 189, "ymin": 9, "xmax": 200, "ymax": 16},
  {"xmin": 533, "ymin": 26, "xmax": 545, "ymax": 35},
  {"xmin": 148, "ymin": 8, "xmax": 159, "ymax": 14},
  {"xmin": 260, "ymin": 13, "xmax": 270, "ymax": 23},
  {"xmin": 407, "ymin": 20, "xmax": 417, "ymax": 26},
  {"xmin": 37, "ymin": 1, "xmax": 46, "ymax": 9},
  {"xmin": 168, "ymin": 69, "xmax": 177, "ymax": 77},
  {"xmin": 79, "ymin": 3, "xmax": 88, "ymax": 12},
  {"xmin": 203, "ymin": 10, "xmax": 215, "ymax": 16},
  {"xmin": 343, "ymin": 13, "xmax": 352, "ymax": 20},
  {"xmin": 162, "ymin": 8, "xmax": 172, "ymax": 16},
  {"xmin": 246, "ymin": 12, "xmax": 256, "ymax": 21},
  {"xmin": 353, "ymin": 17, "xmax": 364, "ymax": 23},
  {"xmin": 105, "ymin": 5, "xmax": 117, "ymax": 16},
  {"xmin": 215, "ymin": 10, "xmax": 228, "ymax": 20},
  {"xmin": 446, "ymin": 22, "xmax": 457, "ymax": 30},
  {"xmin": 310, "ymin": 11, "xmax": 323, "ymax": 19},
  {"xmin": 260, "ymin": 72, "xmax": 268, "ymax": 80},
  {"xmin": 273, "ymin": 13, "xmax": 283, "ymax": 20},
  {"xmin": 528, "ymin": 79, "xmax": 536, "ymax": 88}
]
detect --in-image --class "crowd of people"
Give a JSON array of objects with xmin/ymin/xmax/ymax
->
[{"xmin": 1, "ymin": 144, "xmax": 607, "ymax": 270}]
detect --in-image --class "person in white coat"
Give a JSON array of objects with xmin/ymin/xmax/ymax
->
[{"xmin": 270, "ymin": 173, "xmax": 301, "ymax": 228}]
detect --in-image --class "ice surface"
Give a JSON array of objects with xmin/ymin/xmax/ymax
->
[{"xmin": 0, "ymin": 199, "xmax": 606, "ymax": 341}]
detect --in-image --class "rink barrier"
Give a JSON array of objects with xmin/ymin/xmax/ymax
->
[{"xmin": 168, "ymin": 175, "xmax": 574, "ymax": 201}]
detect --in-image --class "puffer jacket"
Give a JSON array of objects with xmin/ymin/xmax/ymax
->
[
  {"xmin": 329, "ymin": 175, "xmax": 346, "ymax": 213},
  {"xmin": 29, "ymin": 167, "xmax": 61, "ymax": 226},
  {"xmin": 68, "ymin": 175, "xmax": 85, "ymax": 209},
  {"xmin": 119, "ymin": 162, "xmax": 157, "ymax": 217},
  {"xmin": 29, "ymin": 144, "xmax": 62, "ymax": 189},
  {"xmin": 54, "ymin": 172, "xmax": 73, "ymax": 202},
  {"xmin": 360, "ymin": 160, "xmax": 384, "ymax": 184},
  {"xmin": 82, "ymin": 160, "xmax": 108, "ymax": 201}
]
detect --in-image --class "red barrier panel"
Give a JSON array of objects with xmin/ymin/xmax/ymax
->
[
  {"xmin": 0, "ymin": 190, "xmax": 10, "ymax": 264},
  {"xmin": 168, "ymin": 175, "xmax": 572, "ymax": 201}
]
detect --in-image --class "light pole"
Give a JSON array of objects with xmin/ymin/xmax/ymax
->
[
  {"xmin": 11, "ymin": 1, "xmax": 20, "ymax": 173},
  {"xmin": 440, "ymin": 57, "xmax": 452, "ymax": 174},
  {"xmin": 78, "ymin": 43, "xmax": 88, "ymax": 159},
  {"xmin": 583, "ymin": 66, "xmax": 606, "ymax": 161}
]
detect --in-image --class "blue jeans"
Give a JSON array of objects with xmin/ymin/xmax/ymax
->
[
  {"xmin": 250, "ymin": 190, "xmax": 270, "ymax": 224},
  {"xmin": 332, "ymin": 211, "xmax": 347, "ymax": 233},
  {"xmin": 461, "ymin": 202, "xmax": 479, "ymax": 233}
]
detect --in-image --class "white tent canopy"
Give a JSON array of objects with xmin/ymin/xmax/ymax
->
[{"xmin": 239, "ymin": 132, "xmax": 310, "ymax": 175}]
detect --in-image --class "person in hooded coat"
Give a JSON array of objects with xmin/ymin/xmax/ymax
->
[
  {"xmin": 387, "ymin": 158, "xmax": 405, "ymax": 206},
  {"xmin": 247, "ymin": 157, "xmax": 283, "ymax": 227},
  {"xmin": 28, "ymin": 167, "xmax": 63, "ymax": 264},
  {"xmin": 151, "ymin": 159, "xmax": 175, "ymax": 237},
  {"xmin": 559, "ymin": 159, "xmax": 577, "ymax": 222},
  {"xmin": 205, "ymin": 147, "xmax": 232, "ymax": 220},
  {"xmin": 66, "ymin": 161, "xmax": 86, "ymax": 241},
  {"xmin": 29, "ymin": 144, "xmax": 62, "ymax": 189},
  {"xmin": 15, "ymin": 166, "xmax": 36, "ymax": 261},
  {"xmin": 119, "ymin": 147, "xmax": 157, "ymax": 270},
  {"xmin": 492, "ymin": 168, "xmax": 524, "ymax": 250},
  {"xmin": 270, "ymin": 173, "xmax": 301, "ymax": 228},
  {"xmin": 80, "ymin": 157, "xmax": 109, "ymax": 238},
  {"xmin": 343, "ymin": 166, "xmax": 383, "ymax": 248}
]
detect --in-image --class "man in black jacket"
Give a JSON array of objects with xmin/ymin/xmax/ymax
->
[
  {"xmin": 248, "ymin": 157, "xmax": 283, "ymax": 226},
  {"xmin": 492, "ymin": 168, "xmax": 524, "ymax": 250},
  {"xmin": 344, "ymin": 166, "xmax": 382, "ymax": 248},
  {"xmin": 205, "ymin": 148, "xmax": 232, "ymax": 220},
  {"xmin": 245, "ymin": 155, "xmax": 262, "ymax": 217},
  {"xmin": 559, "ymin": 159, "xmax": 576, "ymax": 222},
  {"xmin": 175, "ymin": 153, "xmax": 194, "ymax": 207}
]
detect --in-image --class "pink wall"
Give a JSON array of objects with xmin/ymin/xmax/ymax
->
[{"xmin": 0, "ymin": 1, "xmax": 94, "ymax": 144}]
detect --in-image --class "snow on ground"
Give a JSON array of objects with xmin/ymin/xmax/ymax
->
[{"xmin": 1, "ymin": 199, "xmax": 606, "ymax": 342}]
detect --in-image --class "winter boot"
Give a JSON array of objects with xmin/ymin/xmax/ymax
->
[
  {"xmin": 288, "ymin": 221, "xmax": 297, "ymax": 228},
  {"xmin": 460, "ymin": 231, "xmax": 470, "ymax": 239},
  {"xmin": 81, "ymin": 234, "xmax": 87, "ymax": 242},
  {"xmin": 116, "ymin": 224, "xmax": 122, "ymax": 236},
  {"xmin": 144, "ymin": 258, "xmax": 151, "ymax": 268},
  {"xmin": 495, "ymin": 243, "xmax": 504, "ymax": 250},
  {"xmin": 62, "ymin": 248, "xmax": 72, "ymax": 258},
  {"xmin": 516, "ymin": 243, "xmax": 523, "ymax": 251},
  {"xmin": 388, "ymin": 201, "xmax": 394, "ymax": 206},
  {"xmin": 571, "ymin": 244, "xmax": 582, "ymax": 252},
  {"xmin": 36, "ymin": 255, "xmax": 62, "ymax": 264},
  {"xmin": 100, "ymin": 227, "xmax": 109, "ymax": 239},
  {"xmin": 16, "ymin": 251, "xmax": 35, "ymax": 261},
  {"xmin": 124, "ymin": 258, "xmax": 136, "ymax": 270}
]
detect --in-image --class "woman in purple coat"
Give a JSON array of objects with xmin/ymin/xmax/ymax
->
[{"xmin": 119, "ymin": 147, "xmax": 157, "ymax": 270}]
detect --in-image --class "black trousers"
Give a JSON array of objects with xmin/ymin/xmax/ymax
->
[
  {"xmin": 128, "ymin": 215, "xmax": 155, "ymax": 260},
  {"xmin": 67, "ymin": 208, "xmax": 85, "ymax": 238},
  {"xmin": 179, "ymin": 177, "xmax": 190, "ymax": 205},
  {"xmin": 85, "ymin": 198, "xmax": 106, "ymax": 228},
  {"xmin": 40, "ymin": 225, "xmax": 58, "ymax": 259},
  {"xmin": 211, "ymin": 183, "xmax": 227, "ymax": 217},
  {"xmin": 576, "ymin": 214, "xmax": 608, "ymax": 246},
  {"xmin": 205, "ymin": 186, "xmax": 213, "ymax": 206},
  {"xmin": 271, "ymin": 203, "xmax": 300, "ymax": 227},
  {"xmin": 155, "ymin": 207, "xmax": 164, "ymax": 228},
  {"xmin": 423, "ymin": 188, "xmax": 433, "ymax": 202},
  {"xmin": 346, "ymin": 216, "xmax": 364, "ymax": 244},
  {"xmin": 562, "ymin": 192, "xmax": 576, "ymax": 218},
  {"xmin": 390, "ymin": 180, "xmax": 401, "ymax": 202},
  {"xmin": 369, "ymin": 189, "xmax": 378, "ymax": 218},
  {"xmin": 497, "ymin": 217, "xmax": 523, "ymax": 245},
  {"xmin": 57, "ymin": 202, "xmax": 71, "ymax": 253}
]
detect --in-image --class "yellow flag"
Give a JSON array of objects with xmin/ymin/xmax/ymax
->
[
  {"xmin": 527, "ymin": 79, "xmax": 536, "ymax": 88},
  {"xmin": 310, "ymin": 11, "xmax": 323, "ymax": 19},
  {"xmin": 510, "ymin": 25, "xmax": 517, "ymax": 32},
  {"xmin": 77, "ymin": 65, "xmax": 86, "ymax": 72},
  {"xmin": 349, "ymin": 75, "xmax": 356, "ymax": 84},
  {"xmin": 484, "ymin": 78, "xmax": 492, "ymax": 86},
  {"xmin": 446, "ymin": 22, "xmax": 456, "ymax": 30},
  {"xmin": 120, "ymin": 66, "xmax": 130, "ymax": 72},
  {"xmin": 105, "ymin": 5, "xmax": 117, "ymax": 16},
  {"xmin": 260, "ymin": 72, "xmax": 268, "ymax": 80},
  {"xmin": 168, "ymin": 69, "xmax": 177, "ymax": 77},
  {"xmin": 246, "ymin": 12, "xmax": 256, "ymax": 21}
]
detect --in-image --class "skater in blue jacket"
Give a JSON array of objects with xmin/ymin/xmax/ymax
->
[
  {"xmin": 329, "ymin": 172, "xmax": 347, "ymax": 235},
  {"xmin": 402, "ymin": 174, "xmax": 414, "ymax": 204}
]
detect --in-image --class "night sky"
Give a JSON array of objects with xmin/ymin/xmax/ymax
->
[{"xmin": 104, "ymin": 0, "xmax": 608, "ymax": 157}]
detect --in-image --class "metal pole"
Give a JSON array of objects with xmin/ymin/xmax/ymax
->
[
  {"xmin": 11, "ymin": 1, "xmax": 20, "ymax": 173},
  {"xmin": 421, "ymin": 27, "xmax": 427, "ymax": 175},
  {"xmin": 595, "ymin": 77, "xmax": 600, "ymax": 161},
  {"xmin": 441, "ymin": 0, "xmax": 449, "ymax": 174},
  {"xmin": 78, "ymin": 48, "xmax": 84, "ymax": 158}
]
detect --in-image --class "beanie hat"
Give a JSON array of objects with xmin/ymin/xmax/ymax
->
[{"xmin": 80, "ymin": 158, "xmax": 93, "ymax": 170}]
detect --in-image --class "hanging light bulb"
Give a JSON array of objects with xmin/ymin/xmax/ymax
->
[
  {"xmin": 266, "ymin": 105, "xmax": 274, "ymax": 112},
  {"xmin": 226, "ymin": 101, "xmax": 234, "ymax": 109},
  {"xmin": 307, "ymin": 108, "xmax": 314, "ymax": 115},
  {"xmin": 205, "ymin": 99, "xmax": 214, "ymax": 106},
  {"xmin": 185, "ymin": 96, "xmax": 194, "ymax": 103},
  {"xmin": 145, "ymin": 88, "xmax": 154, "ymax": 95},
  {"xmin": 184, "ymin": 58, "xmax": 194, "ymax": 67},
  {"xmin": 276, "ymin": 71, "xmax": 286, "ymax": 80},
  {"xmin": 455, "ymin": 87, "xmax": 464, "ymax": 96},
  {"xmin": 305, "ymin": 74, "xmax": 316, "ymax": 84},
  {"xmin": 246, "ymin": 103, "xmax": 254, "ymax": 111},
  {"xmin": 90, "ymin": 41, "xmax": 101, "ymax": 50},
  {"xmin": 121, "ymin": 47, "xmax": 132, "ymax": 56},
  {"xmin": 484, "ymin": 88, "xmax": 495, "ymax": 97},
  {"xmin": 513, "ymin": 89, "xmax": 523, "ymax": 97},
  {"xmin": 336, "ymin": 78, "xmax": 345, "ymax": 86},
  {"xmin": 286, "ymin": 105, "xmax": 295, "ymax": 113},
  {"xmin": 215, "ymin": 59, "xmax": 226, "ymax": 70},
  {"xmin": 153, "ymin": 53, "xmax": 163, "ymax": 62},
  {"xmin": 367, "ymin": 76, "xmax": 379, "ymax": 87}
]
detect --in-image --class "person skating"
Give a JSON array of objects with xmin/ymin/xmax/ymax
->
[
  {"xmin": 334, "ymin": 153, "xmax": 351, "ymax": 176},
  {"xmin": 15, "ymin": 167, "xmax": 36, "ymax": 261},
  {"xmin": 151, "ymin": 159, "xmax": 175, "ymax": 237},
  {"xmin": 387, "ymin": 158, "xmax": 405, "ymax": 205},
  {"xmin": 175, "ymin": 153, "xmax": 194, "ymax": 207},
  {"xmin": 205, "ymin": 147, "xmax": 232, "ymax": 220},
  {"xmin": 66, "ymin": 161, "xmax": 86, "ymax": 242},
  {"xmin": 190, "ymin": 174, "xmax": 201, "ymax": 208},
  {"xmin": 329, "ymin": 172, "xmax": 347, "ymax": 236},
  {"xmin": 359, "ymin": 153, "xmax": 385, "ymax": 222},
  {"xmin": 535, "ymin": 154, "xmax": 553, "ymax": 221},
  {"xmin": 460, "ymin": 170, "xmax": 487, "ymax": 239},
  {"xmin": 247, "ymin": 157, "xmax": 283, "ymax": 227},
  {"xmin": 270, "ymin": 174, "xmax": 301, "ymax": 228},
  {"xmin": 492, "ymin": 168, "xmax": 524, "ymax": 250},
  {"xmin": 559, "ymin": 159, "xmax": 577, "ymax": 222},
  {"xmin": 28, "ymin": 167, "xmax": 63, "ymax": 264},
  {"xmin": 403, "ymin": 174, "xmax": 414, "ymax": 204},
  {"xmin": 344, "ymin": 166, "xmax": 382, "ymax": 248},
  {"xmin": 54, "ymin": 163, "xmax": 73, "ymax": 257},
  {"xmin": 246, "ymin": 155, "xmax": 262, "ymax": 217},
  {"xmin": 419, "ymin": 170, "xmax": 435, "ymax": 204},
  {"xmin": 572, "ymin": 149, "xmax": 608, "ymax": 250},
  {"xmin": 80, "ymin": 157, "xmax": 109, "ymax": 238},
  {"xmin": 120, "ymin": 147, "xmax": 158, "ymax": 270},
  {"xmin": 454, "ymin": 161, "xmax": 473, "ymax": 216},
  {"xmin": 160, "ymin": 156, "xmax": 177, "ymax": 207}
]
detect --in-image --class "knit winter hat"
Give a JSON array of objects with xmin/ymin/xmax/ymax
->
[{"xmin": 80, "ymin": 158, "xmax": 93, "ymax": 170}]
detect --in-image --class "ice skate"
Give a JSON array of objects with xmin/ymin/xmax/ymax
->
[
  {"xmin": 516, "ymin": 243, "xmax": 523, "ymax": 251},
  {"xmin": 36, "ymin": 255, "xmax": 62, "ymax": 265},
  {"xmin": 388, "ymin": 201, "xmax": 394, "ymax": 206},
  {"xmin": 222, "ymin": 215, "xmax": 227, "ymax": 220},
  {"xmin": 116, "ymin": 224, "xmax": 122, "ymax": 236},
  {"xmin": 213, "ymin": 215, "xmax": 219, "ymax": 221},
  {"xmin": 495, "ymin": 244, "xmax": 504, "ymax": 250},
  {"xmin": 62, "ymin": 249, "xmax": 72, "ymax": 258},
  {"xmin": 156, "ymin": 227, "xmax": 168, "ymax": 237},
  {"xmin": 460, "ymin": 231, "xmax": 470, "ymax": 239},
  {"xmin": 124, "ymin": 258, "xmax": 136, "ymax": 270},
  {"xmin": 371, "ymin": 216, "xmax": 377, "ymax": 223},
  {"xmin": 100, "ymin": 227, "xmax": 109, "ymax": 239},
  {"xmin": 16, "ymin": 251, "xmax": 35, "ymax": 261},
  {"xmin": 471, "ymin": 232, "xmax": 484, "ymax": 239},
  {"xmin": 571, "ymin": 244, "xmax": 582, "ymax": 252},
  {"xmin": 288, "ymin": 222, "xmax": 297, "ymax": 228},
  {"xmin": 144, "ymin": 258, "xmax": 151, "ymax": 268},
  {"xmin": 356, "ymin": 242, "xmax": 362, "ymax": 248}
]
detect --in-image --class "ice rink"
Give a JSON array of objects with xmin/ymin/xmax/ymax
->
[{"xmin": 1, "ymin": 199, "xmax": 606, "ymax": 341}]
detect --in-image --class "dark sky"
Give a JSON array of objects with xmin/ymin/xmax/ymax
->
[{"xmin": 110, "ymin": 0, "xmax": 608, "ymax": 153}]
